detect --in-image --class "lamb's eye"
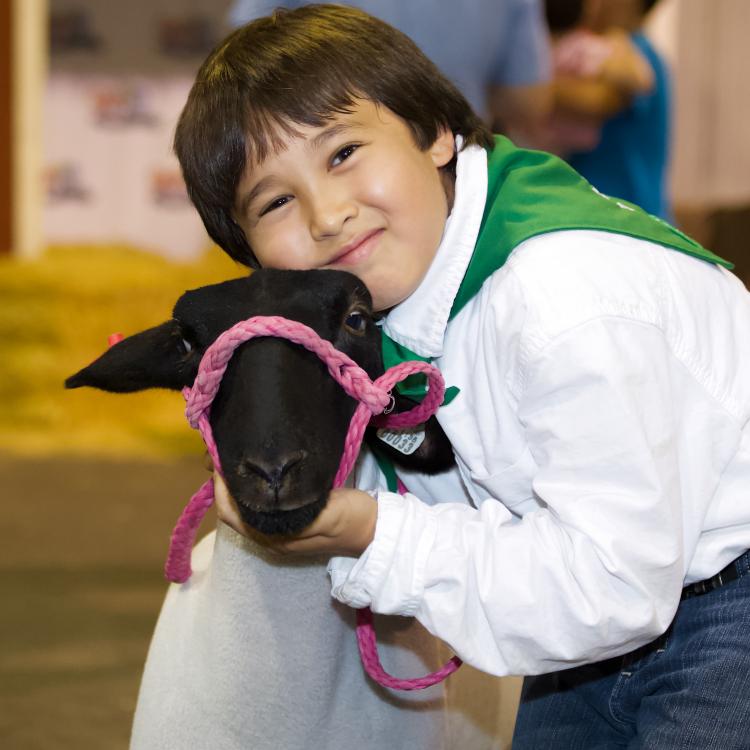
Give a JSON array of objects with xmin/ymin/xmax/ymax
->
[
  {"xmin": 344, "ymin": 311, "xmax": 367, "ymax": 335},
  {"xmin": 180, "ymin": 338, "xmax": 193, "ymax": 354}
]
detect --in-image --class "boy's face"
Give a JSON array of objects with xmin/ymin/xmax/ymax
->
[{"xmin": 234, "ymin": 100, "xmax": 455, "ymax": 312}]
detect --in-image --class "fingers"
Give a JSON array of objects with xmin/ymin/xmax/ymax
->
[
  {"xmin": 554, "ymin": 31, "xmax": 612, "ymax": 78},
  {"xmin": 210, "ymin": 476, "xmax": 375, "ymax": 557},
  {"xmin": 267, "ymin": 536, "xmax": 332, "ymax": 555},
  {"xmin": 211, "ymin": 472, "xmax": 320, "ymax": 555},
  {"xmin": 212, "ymin": 472, "xmax": 250, "ymax": 537}
]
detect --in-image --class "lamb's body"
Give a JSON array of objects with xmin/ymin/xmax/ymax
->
[
  {"xmin": 131, "ymin": 522, "xmax": 451, "ymax": 748},
  {"xmin": 66, "ymin": 269, "xmax": 507, "ymax": 749}
]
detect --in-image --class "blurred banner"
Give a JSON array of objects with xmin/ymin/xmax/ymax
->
[
  {"xmin": 44, "ymin": 73, "xmax": 208, "ymax": 259},
  {"xmin": 43, "ymin": 0, "xmax": 234, "ymax": 258}
]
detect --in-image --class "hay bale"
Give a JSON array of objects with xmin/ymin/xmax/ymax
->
[{"xmin": 0, "ymin": 244, "xmax": 242, "ymax": 457}]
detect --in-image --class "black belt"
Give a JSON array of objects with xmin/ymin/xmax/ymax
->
[{"xmin": 681, "ymin": 550, "xmax": 747, "ymax": 601}]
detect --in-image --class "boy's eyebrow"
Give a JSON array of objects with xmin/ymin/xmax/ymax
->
[
  {"xmin": 238, "ymin": 176, "xmax": 279, "ymax": 216},
  {"xmin": 308, "ymin": 122, "xmax": 356, "ymax": 152}
]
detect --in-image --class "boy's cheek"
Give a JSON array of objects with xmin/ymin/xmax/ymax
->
[{"xmin": 247, "ymin": 229, "xmax": 309, "ymax": 270}]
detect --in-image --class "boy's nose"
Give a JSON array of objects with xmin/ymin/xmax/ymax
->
[{"xmin": 308, "ymin": 191, "xmax": 358, "ymax": 240}]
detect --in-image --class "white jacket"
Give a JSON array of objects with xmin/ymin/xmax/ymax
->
[{"xmin": 330, "ymin": 143, "xmax": 750, "ymax": 676}]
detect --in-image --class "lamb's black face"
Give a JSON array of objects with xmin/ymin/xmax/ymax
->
[
  {"xmin": 173, "ymin": 270, "xmax": 383, "ymax": 534},
  {"xmin": 66, "ymin": 267, "xmax": 455, "ymax": 536},
  {"xmin": 65, "ymin": 269, "xmax": 382, "ymax": 534}
]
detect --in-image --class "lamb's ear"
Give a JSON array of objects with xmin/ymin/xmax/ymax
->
[{"xmin": 65, "ymin": 320, "xmax": 199, "ymax": 392}]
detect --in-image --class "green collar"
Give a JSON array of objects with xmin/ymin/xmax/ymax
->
[{"xmin": 450, "ymin": 136, "xmax": 731, "ymax": 320}]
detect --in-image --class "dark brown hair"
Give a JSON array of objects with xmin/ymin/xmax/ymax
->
[
  {"xmin": 544, "ymin": 0, "xmax": 585, "ymax": 33},
  {"xmin": 174, "ymin": 3, "xmax": 494, "ymax": 267}
]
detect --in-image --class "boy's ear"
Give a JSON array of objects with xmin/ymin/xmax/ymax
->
[
  {"xmin": 65, "ymin": 320, "xmax": 200, "ymax": 393},
  {"xmin": 429, "ymin": 128, "xmax": 456, "ymax": 169}
]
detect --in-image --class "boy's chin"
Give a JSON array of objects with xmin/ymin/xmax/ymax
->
[{"xmin": 370, "ymin": 281, "xmax": 420, "ymax": 312}]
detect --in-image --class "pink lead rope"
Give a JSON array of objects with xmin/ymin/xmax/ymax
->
[{"xmin": 162, "ymin": 315, "xmax": 462, "ymax": 691}]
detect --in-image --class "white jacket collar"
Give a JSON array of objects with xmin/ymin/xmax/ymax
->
[{"xmin": 381, "ymin": 139, "xmax": 488, "ymax": 358}]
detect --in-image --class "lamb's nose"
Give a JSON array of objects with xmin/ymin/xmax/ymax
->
[{"xmin": 238, "ymin": 450, "xmax": 307, "ymax": 492}]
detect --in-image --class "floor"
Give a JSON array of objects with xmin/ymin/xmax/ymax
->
[{"xmin": 0, "ymin": 454, "xmax": 213, "ymax": 749}]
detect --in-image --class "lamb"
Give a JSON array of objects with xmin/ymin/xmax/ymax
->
[
  {"xmin": 65, "ymin": 268, "xmax": 454, "ymax": 537},
  {"xmin": 63, "ymin": 268, "xmax": 508, "ymax": 749}
]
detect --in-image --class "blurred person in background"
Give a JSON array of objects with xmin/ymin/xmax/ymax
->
[
  {"xmin": 533, "ymin": 0, "xmax": 671, "ymax": 218},
  {"xmin": 229, "ymin": 0, "xmax": 553, "ymax": 134}
]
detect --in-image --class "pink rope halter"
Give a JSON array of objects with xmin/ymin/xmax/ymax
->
[{"xmin": 164, "ymin": 315, "xmax": 462, "ymax": 691}]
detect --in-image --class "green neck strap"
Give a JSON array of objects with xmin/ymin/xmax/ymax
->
[{"xmin": 450, "ymin": 135, "xmax": 731, "ymax": 318}]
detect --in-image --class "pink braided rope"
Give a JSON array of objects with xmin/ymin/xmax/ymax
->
[
  {"xmin": 356, "ymin": 607, "xmax": 462, "ymax": 690},
  {"xmin": 165, "ymin": 315, "xmax": 462, "ymax": 690}
]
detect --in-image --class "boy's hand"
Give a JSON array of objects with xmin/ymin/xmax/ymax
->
[{"xmin": 212, "ymin": 472, "xmax": 378, "ymax": 557}]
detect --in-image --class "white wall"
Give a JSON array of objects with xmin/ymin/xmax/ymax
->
[{"xmin": 648, "ymin": 0, "xmax": 750, "ymax": 208}]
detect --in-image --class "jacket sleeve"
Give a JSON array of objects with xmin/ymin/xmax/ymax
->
[{"xmin": 329, "ymin": 316, "xmax": 694, "ymax": 676}]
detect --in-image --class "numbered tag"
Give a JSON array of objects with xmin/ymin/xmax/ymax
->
[{"xmin": 376, "ymin": 426, "xmax": 425, "ymax": 455}]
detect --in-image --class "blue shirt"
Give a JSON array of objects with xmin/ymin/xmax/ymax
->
[
  {"xmin": 568, "ymin": 33, "xmax": 671, "ymax": 220},
  {"xmin": 228, "ymin": 0, "xmax": 551, "ymax": 119}
]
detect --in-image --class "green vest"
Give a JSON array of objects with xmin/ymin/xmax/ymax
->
[{"xmin": 382, "ymin": 135, "xmax": 732, "ymax": 402}]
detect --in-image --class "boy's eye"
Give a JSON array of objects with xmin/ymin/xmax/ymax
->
[
  {"xmin": 259, "ymin": 195, "xmax": 292, "ymax": 217},
  {"xmin": 331, "ymin": 144, "xmax": 359, "ymax": 167}
]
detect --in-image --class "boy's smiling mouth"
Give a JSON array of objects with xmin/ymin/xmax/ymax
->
[{"xmin": 328, "ymin": 228, "xmax": 384, "ymax": 267}]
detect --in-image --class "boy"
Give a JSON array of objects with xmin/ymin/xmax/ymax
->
[{"xmin": 161, "ymin": 5, "xmax": 749, "ymax": 748}]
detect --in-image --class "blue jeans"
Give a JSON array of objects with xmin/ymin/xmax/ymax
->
[{"xmin": 512, "ymin": 550, "xmax": 750, "ymax": 749}]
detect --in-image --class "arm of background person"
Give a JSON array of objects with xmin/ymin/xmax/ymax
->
[
  {"xmin": 552, "ymin": 28, "xmax": 655, "ymax": 118},
  {"xmin": 489, "ymin": 82, "xmax": 554, "ymax": 134},
  {"xmin": 553, "ymin": 75, "xmax": 628, "ymax": 118},
  {"xmin": 488, "ymin": 0, "xmax": 553, "ymax": 133}
]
